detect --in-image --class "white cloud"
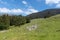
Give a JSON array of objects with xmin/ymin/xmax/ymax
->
[
  {"xmin": 25, "ymin": 9, "xmax": 38, "ymax": 15},
  {"xmin": 45, "ymin": 0, "xmax": 60, "ymax": 4},
  {"xmin": 11, "ymin": 9, "xmax": 23, "ymax": 13},
  {"xmin": 0, "ymin": 8, "xmax": 10, "ymax": 13},
  {"xmin": 22, "ymin": 1, "xmax": 27, "ymax": 5},
  {"xmin": 0, "ymin": 0, "xmax": 38, "ymax": 15},
  {"xmin": 24, "ymin": 6, "xmax": 38, "ymax": 15},
  {"xmin": 22, "ymin": 0, "xmax": 38, "ymax": 15},
  {"xmin": 0, "ymin": 7, "xmax": 38, "ymax": 15},
  {"xmin": 0, "ymin": 8, "xmax": 23, "ymax": 15},
  {"xmin": 45, "ymin": 0, "xmax": 60, "ymax": 8}
]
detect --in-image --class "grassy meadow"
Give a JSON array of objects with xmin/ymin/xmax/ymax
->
[{"xmin": 0, "ymin": 15, "xmax": 60, "ymax": 40}]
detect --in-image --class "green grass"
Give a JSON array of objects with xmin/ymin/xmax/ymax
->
[{"xmin": 0, "ymin": 15, "xmax": 60, "ymax": 40}]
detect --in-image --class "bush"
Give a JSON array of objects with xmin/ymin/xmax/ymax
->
[
  {"xmin": 26, "ymin": 17, "xmax": 30, "ymax": 23},
  {"xmin": 0, "ymin": 25, "xmax": 9, "ymax": 30}
]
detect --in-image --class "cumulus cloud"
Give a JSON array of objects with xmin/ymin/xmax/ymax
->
[
  {"xmin": 22, "ymin": 0, "xmax": 38, "ymax": 15},
  {"xmin": 25, "ymin": 8, "xmax": 38, "ymax": 15},
  {"xmin": 45, "ymin": 0, "xmax": 60, "ymax": 4},
  {"xmin": 10, "ymin": 9, "xmax": 23, "ymax": 13},
  {"xmin": 0, "ymin": 0, "xmax": 38, "ymax": 15},
  {"xmin": 45, "ymin": 0, "xmax": 60, "ymax": 8},
  {"xmin": 22, "ymin": 1, "xmax": 27, "ymax": 5},
  {"xmin": 24, "ymin": 6, "xmax": 38, "ymax": 15},
  {"xmin": 0, "ymin": 7, "xmax": 38, "ymax": 15},
  {"xmin": 0, "ymin": 8, "xmax": 23, "ymax": 15}
]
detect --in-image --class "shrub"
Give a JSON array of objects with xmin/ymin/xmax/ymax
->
[
  {"xmin": 26, "ymin": 17, "xmax": 30, "ymax": 23},
  {"xmin": 0, "ymin": 25, "xmax": 9, "ymax": 30}
]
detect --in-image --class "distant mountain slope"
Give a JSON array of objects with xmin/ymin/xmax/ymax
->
[{"xmin": 27, "ymin": 9, "xmax": 60, "ymax": 19}]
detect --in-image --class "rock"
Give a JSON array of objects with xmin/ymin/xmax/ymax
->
[
  {"xmin": 26, "ymin": 24, "xmax": 37, "ymax": 31},
  {"xmin": 0, "ymin": 30, "xmax": 7, "ymax": 33}
]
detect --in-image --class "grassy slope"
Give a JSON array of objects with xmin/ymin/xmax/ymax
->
[{"xmin": 0, "ymin": 15, "xmax": 60, "ymax": 40}]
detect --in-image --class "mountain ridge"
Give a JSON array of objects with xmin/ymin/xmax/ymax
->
[{"xmin": 27, "ymin": 8, "xmax": 60, "ymax": 19}]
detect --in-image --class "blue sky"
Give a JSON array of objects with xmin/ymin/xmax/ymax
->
[{"xmin": 0, "ymin": 0, "xmax": 60, "ymax": 15}]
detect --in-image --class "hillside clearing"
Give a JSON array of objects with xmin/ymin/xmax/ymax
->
[{"xmin": 0, "ymin": 15, "xmax": 60, "ymax": 40}]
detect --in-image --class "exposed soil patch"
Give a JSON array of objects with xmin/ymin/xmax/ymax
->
[{"xmin": 26, "ymin": 24, "xmax": 38, "ymax": 31}]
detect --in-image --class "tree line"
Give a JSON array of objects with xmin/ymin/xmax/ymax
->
[{"xmin": 0, "ymin": 14, "xmax": 30, "ymax": 30}]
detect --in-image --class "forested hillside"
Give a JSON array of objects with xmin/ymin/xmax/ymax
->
[
  {"xmin": 0, "ymin": 14, "xmax": 30, "ymax": 30},
  {"xmin": 27, "ymin": 9, "xmax": 60, "ymax": 19}
]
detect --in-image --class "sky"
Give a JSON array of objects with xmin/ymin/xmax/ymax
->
[{"xmin": 0, "ymin": 0, "xmax": 60, "ymax": 15}]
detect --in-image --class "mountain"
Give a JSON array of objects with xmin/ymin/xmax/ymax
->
[{"xmin": 27, "ymin": 8, "xmax": 60, "ymax": 19}]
